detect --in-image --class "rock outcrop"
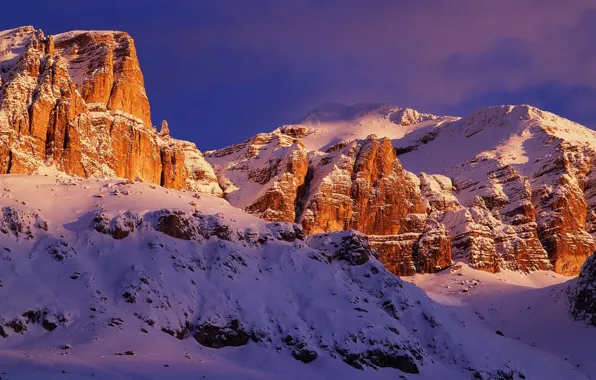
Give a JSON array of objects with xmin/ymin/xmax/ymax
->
[
  {"xmin": 569, "ymin": 251, "xmax": 596, "ymax": 326},
  {"xmin": 208, "ymin": 132, "xmax": 453, "ymax": 275},
  {"xmin": 299, "ymin": 135, "xmax": 424, "ymax": 234},
  {"xmin": 205, "ymin": 131, "xmax": 308, "ymax": 221},
  {"xmin": 0, "ymin": 26, "xmax": 221, "ymax": 195}
]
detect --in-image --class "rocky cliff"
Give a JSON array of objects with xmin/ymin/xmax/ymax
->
[
  {"xmin": 0, "ymin": 26, "xmax": 221, "ymax": 195},
  {"xmin": 570, "ymin": 251, "xmax": 596, "ymax": 326},
  {"xmin": 207, "ymin": 103, "xmax": 596, "ymax": 276}
]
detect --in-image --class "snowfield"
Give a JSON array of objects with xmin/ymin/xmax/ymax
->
[
  {"xmin": 278, "ymin": 102, "xmax": 456, "ymax": 152},
  {"xmin": 0, "ymin": 170, "xmax": 591, "ymax": 379},
  {"xmin": 406, "ymin": 264, "xmax": 596, "ymax": 378}
]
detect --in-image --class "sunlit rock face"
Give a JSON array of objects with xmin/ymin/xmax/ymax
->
[
  {"xmin": 204, "ymin": 131, "xmax": 310, "ymax": 222},
  {"xmin": 0, "ymin": 26, "xmax": 222, "ymax": 195}
]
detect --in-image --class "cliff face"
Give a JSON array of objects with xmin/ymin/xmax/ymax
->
[
  {"xmin": 299, "ymin": 135, "xmax": 424, "ymax": 235},
  {"xmin": 54, "ymin": 30, "xmax": 151, "ymax": 127},
  {"xmin": 205, "ymin": 131, "xmax": 309, "ymax": 222},
  {"xmin": 206, "ymin": 131, "xmax": 454, "ymax": 275},
  {"xmin": 0, "ymin": 26, "xmax": 221, "ymax": 195}
]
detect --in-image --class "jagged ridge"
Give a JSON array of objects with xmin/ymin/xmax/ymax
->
[{"xmin": 3, "ymin": 25, "xmax": 596, "ymax": 277}]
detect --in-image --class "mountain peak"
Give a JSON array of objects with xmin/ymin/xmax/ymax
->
[
  {"xmin": 464, "ymin": 104, "xmax": 545, "ymax": 123},
  {"xmin": 287, "ymin": 102, "xmax": 449, "ymax": 151},
  {"xmin": 0, "ymin": 26, "xmax": 40, "ymax": 74},
  {"xmin": 53, "ymin": 29, "xmax": 131, "ymax": 42},
  {"xmin": 0, "ymin": 26, "xmax": 222, "ymax": 195},
  {"xmin": 0, "ymin": 25, "xmax": 35, "ymax": 35}
]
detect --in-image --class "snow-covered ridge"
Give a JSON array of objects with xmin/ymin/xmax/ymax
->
[
  {"xmin": 0, "ymin": 26, "xmax": 36, "ymax": 82},
  {"xmin": 53, "ymin": 29, "xmax": 129, "ymax": 41},
  {"xmin": 279, "ymin": 102, "xmax": 456, "ymax": 152},
  {"xmin": 0, "ymin": 171, "xmax": 588, "ymax": 379},
  {"xmin": 398, "ymin": 104, "xmax": 596, "ymax": 175}
]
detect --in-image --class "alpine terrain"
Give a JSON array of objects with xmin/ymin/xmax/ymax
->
[{"xmin": 0, "ymin": 26, "xmax": 596, "ymax": 380}]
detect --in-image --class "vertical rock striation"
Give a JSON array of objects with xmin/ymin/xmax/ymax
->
[{"xmin": 0, "ymin": 26, "xmax": 222, "ymax": 195}]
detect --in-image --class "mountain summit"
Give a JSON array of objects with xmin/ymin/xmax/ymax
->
[{"xmin": 0, "ymin": 26, "xmax": 221, "ymax": 194}]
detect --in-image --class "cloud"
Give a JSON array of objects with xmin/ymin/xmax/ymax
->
[{"xmin": 183, "ymin": 0, "xmax": 596, "ymax": 110}]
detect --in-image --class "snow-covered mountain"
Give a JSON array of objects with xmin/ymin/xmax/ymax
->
[
  {"xmin": 207, "ymin": 103, "xmax": 596, "ymax": 276},
  {"xmin": 285, "ymin": 102, "xmax": 455, "ymax": 152},
  {"xmin": 2, "ymin": 25, "xmax": 596, "ymax": 379}
]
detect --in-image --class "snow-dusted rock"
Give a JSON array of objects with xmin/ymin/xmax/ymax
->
[
  {"xmin": 205, "ymin": 130, "xmax": 309, "ymax": 222},
  {"xmin": 0, "ymin": 205, "xmax": 47, "ymax": 240},
  {"xmin": 399, "ymin": 105, "xmax": 596, "ymax": 275}
]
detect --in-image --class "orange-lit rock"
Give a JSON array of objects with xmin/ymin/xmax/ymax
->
[{"xmin": 0, "ymin": 26, "xmax": 222, "ymax": 196}]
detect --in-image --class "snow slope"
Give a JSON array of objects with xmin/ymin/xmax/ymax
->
[
  {"xmin": 0, "ymin": 170, "xmax": 587, "ymax": 379},
  {"xmin": 278, "ymin": 102, "xmax": 456, "ymax": 152},
  {"xmin": 406, "ymin": 263, "xmax": 596, "ymax": 379},
  {"xmin": 396, "ymin": 104, "xmax": 596, "ymax": 177},
  {"xmin": 0, "ymin": 27, "xmax": 33, "ymax": 82}
]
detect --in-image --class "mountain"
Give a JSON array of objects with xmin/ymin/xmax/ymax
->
[
  {"xmin": 0, "ymin": 26, "xmax": 221, "ymax": 195},
  {"xmin": 207, "ymin": 103, "xmax": 596, "ymax": 276},
  {"xmin": 4, "ymin": 25, "xmax": 594, "ymax": 277}
]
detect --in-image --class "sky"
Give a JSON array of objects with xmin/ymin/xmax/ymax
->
[{"xmin": 3, "ymin": 0, "xmax": 596, "ymax": 150}]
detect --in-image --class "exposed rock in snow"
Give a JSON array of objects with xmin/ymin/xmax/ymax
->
[
  {"xmin": 0, "ymin": 205, "xmax": 47, "ymax": 240},
  {"xmin": 399, "ymin": 105, "xmax": 596, "ymax": 275},
  {"xmin": 569, "ymin": 252, "xmax": 596, "ymax": 326},
  {"xmin": 205, "ymin": 130, "xmax": 309, "ymax": 221}
]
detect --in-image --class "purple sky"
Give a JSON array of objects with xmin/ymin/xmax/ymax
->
[{"xmin": 4, "ymin": 0, "xmax": 596, "ymax": 150}]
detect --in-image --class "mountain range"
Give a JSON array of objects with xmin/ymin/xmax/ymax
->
[{"xmin": 1, "ymin": 26, "xmax": 596, "ymax": 379}]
